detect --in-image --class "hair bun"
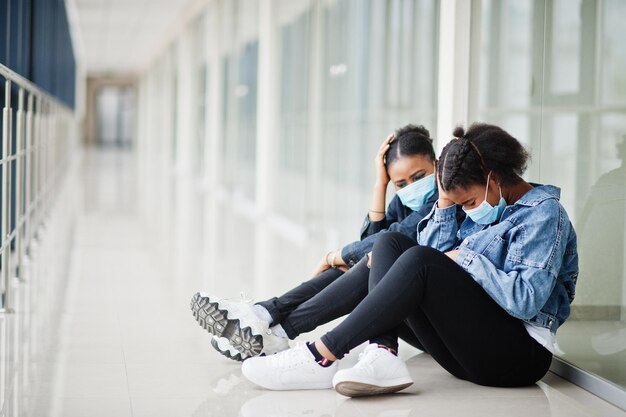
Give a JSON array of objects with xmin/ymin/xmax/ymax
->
[{"xmin": 452, "ymin": 126, "xmax": 465, "ymax": 138}]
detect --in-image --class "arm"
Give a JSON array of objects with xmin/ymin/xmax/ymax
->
[
  {"xmin": 417, "ymin": 161, "xmax": 462, "ymax": 251},
  {"xmin": 366, "ymin": 133, "xmax": 394, "ymax": 223},
  {"xmin": 455, "ymin": 201, "xmax": 569, "ymax": 320},
  {"xmin": 417, "ymin": 204, "xmax": 461, "ymax": 251},
  {"xmin": 310, "ymin": 249, "xmax": 349, "ymax": 277},
  {"xmin": 345, "ymin": 205, "xmax": 424, "ymax": 266},
  {"xmin": 360, "ymin": 196, "xmax": 402, "ymax": 239},
  {"xmin": 313, "ymin": 134, "xmax": 395, "ymax": 276},
  {"xmin": 361, "ymin": 133, "xmax": 395, "ymax": 238}
]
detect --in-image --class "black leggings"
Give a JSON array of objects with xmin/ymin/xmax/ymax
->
[
  {"xmin": 320, "ymin": 232, "xmax": 553, "ymax": 387},
  {"xmin": 256, "ymin": 257, "xmax": 426, "ymax": 351}
]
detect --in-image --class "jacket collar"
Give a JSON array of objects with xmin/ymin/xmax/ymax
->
[{"xmin": 514, "ymin": 184, "xmax": 561, "ymax": 207}]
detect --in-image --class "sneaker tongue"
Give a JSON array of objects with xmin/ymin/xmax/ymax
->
[
  {"xmin": 358, "ymin": 344, "xmax": 382, "ymax": 361},
  {"xmin": 364, "ymin": 343, "xmax": 380, "ymax": 352},
  {"xmin": 299, "ymin": 342, "xmax": 316, "ymax": 359},
  {"xmin": 276, "ymin": 344, "xmax": 308, "ymax": 367}
]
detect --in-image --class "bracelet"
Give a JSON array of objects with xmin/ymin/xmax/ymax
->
[
  {"xmin": 326, "ymin": 251, "xmax": 335, "ymax": 268},
  {"xmin": 369, "ymin": 209, "xmax": 385, "ymax": 214}
]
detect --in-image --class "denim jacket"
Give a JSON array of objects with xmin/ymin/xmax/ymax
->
[
  {"xmin": 417, "ymin": 185, "xmax": 578, "ymax": 333},
  {"xmin": 340, "ymin": 193, "xmax": 440, "ymax": 267}
]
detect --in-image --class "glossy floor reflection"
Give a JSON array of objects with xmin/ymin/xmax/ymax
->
[{"xmin": 6, "ymin": 148, "xmax": 626, "ymax": 417}]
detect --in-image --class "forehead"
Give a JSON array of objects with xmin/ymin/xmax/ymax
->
[
  {"xmin": 387, "ymin": 154, "xmax": 432, "ymax": 177},
  {"xmin": 446, "ymin": 184, "xmax": 484, "ymax": 204}
]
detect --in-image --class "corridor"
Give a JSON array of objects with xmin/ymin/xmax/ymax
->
[
  {"xmin": 2, "ymin": 148, "xmax": 622, "ymax": 417},
  {"xmin": 1, "ymin": 0, "xmax": 626, "ymax": 414}
]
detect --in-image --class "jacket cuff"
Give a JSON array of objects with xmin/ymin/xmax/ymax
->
[
  {"xmin": 432, "ymin": 204, "xmax": 457, "ymax": 223},
  {"xmin": 456, "ymin": 246, "xmax": 478, "ymax": 269},
  {"xmin": 361, "ymin": 220, "xmax": 385, "ymax": 239},
  {"xmin": 341, "ymin": 244, "xmax": 361, "ymax": 267}
]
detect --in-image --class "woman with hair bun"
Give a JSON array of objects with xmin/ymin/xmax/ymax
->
[{"xmin": 241, "ymin": 123, "xmax": 578, "ymax": 397}]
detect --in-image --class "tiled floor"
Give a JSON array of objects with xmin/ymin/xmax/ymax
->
[{"xmin": 3, "ymin": 148, "xmax": 626, "ymax": 417}]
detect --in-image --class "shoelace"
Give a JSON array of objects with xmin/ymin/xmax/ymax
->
[
  {"xmin": 355, "ymin": 346, "xmax": 383, "ymax": 368},
  {"xmin": 238, "ymin": 291, "xmax": 252, "ymax": 303},
  {"xmin": 220, "ymin": 291, "xmax": 253, "ymax": 304},
  {"xmin": 271, "ymin": 344, "xmax": 308, "ymax": 368}
]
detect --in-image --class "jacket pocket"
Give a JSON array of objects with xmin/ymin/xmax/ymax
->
[{"xmin": 482, "ymin": 235, "xmax": 507, "ymax": 260}]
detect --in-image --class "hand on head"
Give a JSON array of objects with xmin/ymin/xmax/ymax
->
[{"xmin": 375, "ymin": 134, "xmax": 394, "ymax": 186}]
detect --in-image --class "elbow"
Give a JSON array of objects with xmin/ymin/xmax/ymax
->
[
  {"xmin": 509, "ymin": 300, "xmax": 541, "ymax": 321},
  {"xmin": 508, "ymin": 278, "xmax": 548, "ymax": 320},
  {"xmin": 518, "ymin": 309, "xmax": 538, "ymax": 321}
]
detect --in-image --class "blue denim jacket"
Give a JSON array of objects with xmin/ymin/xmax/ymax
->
[
  {"xmin": 417, "ymin": 185, "xmax": 578, "ymax": 333},
  {"xmin": 340, "ymin": 192, "xmax": 440, "ymax": 267}
]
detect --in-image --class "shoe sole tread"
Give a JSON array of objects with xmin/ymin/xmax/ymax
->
[
  {"xmin": 210, "ymin": 337, "xmax": 246, "ymax": 362},
  {"xmin": 190, "ymin": 293, "xmax": 264, "ymax": 357}
]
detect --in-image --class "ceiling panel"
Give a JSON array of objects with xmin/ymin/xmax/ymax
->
[{"xmin": 72, "ymin": 0, "xmax": 199, "ymax": 75}]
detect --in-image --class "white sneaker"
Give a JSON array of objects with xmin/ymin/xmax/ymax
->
[
  {"xmin": 190, "ymin": 292, "xmax": 288, "ymax": 357},
  {"xmin": 242, "ymin": 342, "xmax": 337, "ymax": 390},
  {"xmin": 332, "ymin": 344, "xmax": 413, "ymax": 397}
]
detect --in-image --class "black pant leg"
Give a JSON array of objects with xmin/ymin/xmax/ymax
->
[
  {"xmin": 397, "ymin": 322, "xmax": 426, "ymax": 352},
  {"xmin": 256, "ymin": 266, "xmax": 344, "ymax": 326},
  {"xmin": 406, "ymin": 248, "xmax": 552, "ymax": 386},
  {"xmin": 367, "ymin": 232, "xmax": 419, "ymax": 350},
  {"xmin": 280, "ymin": 257, "xmax": 370, "ymax": 338},
  {"xmin": 321, "ymin": 245, "xmax": 552, "ymax": 386}
]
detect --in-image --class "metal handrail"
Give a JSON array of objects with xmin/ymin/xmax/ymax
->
[
  {"xmin": 0, "ymin": 62, "xmax": 74, "ymax": 313},
  {"xmin": 0, "ymin": 64, "xmax": 70, "ymax": 109}
]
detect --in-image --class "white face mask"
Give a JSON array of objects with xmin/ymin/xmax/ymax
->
[{"xmin": 462, "ymin": 172, "xmax": 506, "ymax": 225}]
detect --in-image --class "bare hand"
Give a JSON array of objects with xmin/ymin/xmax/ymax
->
[
  {"xmin": 311, "ymin": 255, "xmax": 331, "ymax": 277},
  {"xmin": 312, "ymin": 251, "xmax": 348, "ymax": 277},
  {"xmin": 435, "ymin": 160, "xmax": 455, "ymax": 208},
  {"xmin": 367, "ymin": 252, "xmax": 372, "ymax": 268},
  {"xmin": 375, "ymin": 134, "xmax": 394, "ymax": 186},
  {"xmin": 445, "ymin": 250, "xmax": 460, "ymax": 262}
]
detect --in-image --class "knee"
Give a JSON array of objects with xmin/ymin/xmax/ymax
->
[
  {"xmin": 372, "ymin": 231, "xmax": 413, "ymax": 253},
  {"xmin": 402, "ymin": 245, "xmax": 433, "ymax": 262},
  {"xmin": 405, "ymin": 245, "xmax": 443, "ymax": 265}
]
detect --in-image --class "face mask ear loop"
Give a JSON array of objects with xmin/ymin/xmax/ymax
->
[
  {"xmin": 484, "ymin": 171, "xmax": 492, "ymax": 201},
  {"xmin": 490, "ymin": 172, "xmax": 503, "ymax": 200}
]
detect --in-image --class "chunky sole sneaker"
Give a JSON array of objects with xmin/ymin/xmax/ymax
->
[
  {"xmin": 190, "ymin": 292, "xmax": 264, "ymax": 357},
  {"xmin": 211, "ymin": 336, "xmax": 249, "ymax": 362}
]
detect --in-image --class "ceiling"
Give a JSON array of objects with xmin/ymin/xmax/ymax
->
[{"xmin": 68, "ymin": 0, "xmax": 200, "ymax": 75}]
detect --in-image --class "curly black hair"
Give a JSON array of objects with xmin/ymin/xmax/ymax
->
[
  {"xmin": 438, "ymin": 123, "xmax": 530, "ymax": 191},
  {"xmin": 384, "ymin": 124, "xmax": 436, "ymax": 169}
]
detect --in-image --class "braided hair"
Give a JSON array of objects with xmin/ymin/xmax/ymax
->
[
  {"xmin": 385, "ymin": 124, "xmax": 436, "ymax": 169},
  {"xmin": 438, "ymin": 123, "xmax": 530, "ymax": 192}
]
